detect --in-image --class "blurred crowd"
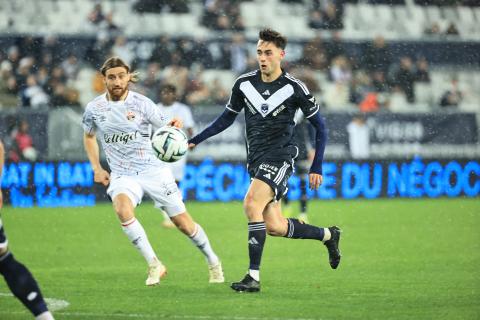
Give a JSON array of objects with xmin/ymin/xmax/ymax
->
[{"xmin": 0, "ymin": 0, "xmax": 472, "ymax": 113}]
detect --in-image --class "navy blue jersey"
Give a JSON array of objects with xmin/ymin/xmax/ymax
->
[{"xmin": 226, "ymin": 70, "xmax": 319, "ymax": 167}]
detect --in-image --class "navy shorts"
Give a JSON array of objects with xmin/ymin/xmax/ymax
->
[{"xmin": 249, "ymin": 159, "xmax": 294, "ymax": 202}]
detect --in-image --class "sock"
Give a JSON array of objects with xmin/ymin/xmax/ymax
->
[
  {"xmin": 0, "ymin": 253, "xmax": 50, "ymax": 317},
  {"xmin": 121, "ymin": 218, "xmax": 157, "ymax": 264},
  {"xmin": 189, "ymin": 223, "xmax": 219, "ymax": 266},
  {"xmin": 285, "ymin": 218, "xmax": 326, "ymax": 241},
  {"xmin": 36, "ymin": 311, "xmax": 55, "ymax": 320},
  {"xmin": 248, "ymin": 269, "xmax": 260, "ymax": 282},
  {"xmin": 247, "ymin": 222, "xmax": 266, "ymax": 280},
  {"xmin": 300, "ymin": 178, "xmax": 307, "ymax": 213}
]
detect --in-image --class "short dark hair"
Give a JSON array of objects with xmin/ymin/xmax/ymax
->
[
  {"xmin": 159, "ymin": 83, "xmax": 177, "ymax": 94},
  {"xmin": 258, "ymin": 28, "xmax": 287, "ymax": 49}
]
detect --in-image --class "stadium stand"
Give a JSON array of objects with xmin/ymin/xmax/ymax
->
[{"xmin": 0, "ymin": 0, "xmax": 478, "ymax": 160}]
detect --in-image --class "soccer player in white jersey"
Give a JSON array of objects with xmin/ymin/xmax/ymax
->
[
  {"xmin": 154, "ymin": 84, "xmax": 195, "ymax": 228},
  {"xmin": 82, "ymin": 57, "xmax": 224, "ymax": 286}
]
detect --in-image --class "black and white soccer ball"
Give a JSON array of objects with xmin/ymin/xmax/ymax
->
[{"xmin": 151, "ymin": 126, "xmax": 188, "ymax": 163}]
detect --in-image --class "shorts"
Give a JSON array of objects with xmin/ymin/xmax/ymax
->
[
  {"xmin": 0, "ymin": 217, "xmax": 8, "ymax": 250},
  {"xmin": 107, "ymin": 167, "xmax": 186, "ymax": 217},
  {"xmin": 249, "ymin": 159, "xmax": 294, "ymax": 202},
  {"xmin": 165, "ymin": 157, "xmax": 187, "ymax": 182}
]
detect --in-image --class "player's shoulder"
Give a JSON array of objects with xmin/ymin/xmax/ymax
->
[
  {"xmin": 233, "ymin": 70, "xmax": 259, "ymax": 85},
  {"xmin": 85, "ymin": 93, "xmax": 108, "ymax": 111},
  {"xmin": 283, "ymin": 72, "xmax": 310, "ymax": 95},
  {"xmin": 125, "ymin": 91, "xmax": 156, "ymax": 108},
  {"xmin": 129, "ymin": 91, "xmax": 156, "ymax": 106}
]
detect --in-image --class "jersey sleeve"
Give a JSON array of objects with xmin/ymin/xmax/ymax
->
[
  {"xmin": 225, "ymin": 81, "xmax": 244, "ymax": 114},
  {"xmin": 145, "ymin": 99, "xmax": 167, "ymax": 128},
  {"xmin": 82, "ymin": 106, "xmax": 96, "ymax": 135},
  {"xmin": 295, "ymin": 82, "xmax": 319, "ymax": 119}
]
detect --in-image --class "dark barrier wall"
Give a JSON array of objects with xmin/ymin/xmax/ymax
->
[{"xmin": 1, "ymin": 158, "xmax": 479, "ymax": 207}]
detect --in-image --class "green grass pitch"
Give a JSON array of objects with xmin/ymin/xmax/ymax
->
[{"xmin": 0, "ymin": 198, "xmax": 478, "ymax": 320}]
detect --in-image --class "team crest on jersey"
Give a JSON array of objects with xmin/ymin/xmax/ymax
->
[
  {"xmin": 126, "ymin": 111, "xmax": 136, "ymax": 121},
  {"xmin": 261, "ymin": 103, "xmax": 269, "ymax": 114}
]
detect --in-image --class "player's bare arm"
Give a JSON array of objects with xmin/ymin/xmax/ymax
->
[{"xmin": 83, "ymin": 132, "xmax": 110, "ymax": 186}]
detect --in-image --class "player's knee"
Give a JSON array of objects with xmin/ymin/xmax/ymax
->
[
  {"xmin": 243, "ymin": 192, "xmax": 260, "ymax": 214},
  {"xmin": 113, "ymin": 203, "xmax": 134, "ymax": 220}
]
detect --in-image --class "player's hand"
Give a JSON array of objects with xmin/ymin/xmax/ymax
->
[
  {"xmin": 94, "ymin": 168, "xmax": 110, "ymax": 186},
  {"xmin": 168, "ymin": 117, "xmax": 183, "ymax": 128},
  {"xmin": 0, "ymin": 189, "xmax": 3, "ymax": 210},
  {"xmin": 188, "ymin": 143, "xmax": 196, "ymax": 149},
  {"xmin": 309, "ymin": 173, "xmax": 323, "ymax": 190}
]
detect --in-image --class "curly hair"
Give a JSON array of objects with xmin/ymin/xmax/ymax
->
[{"xmin": 258, "ymin": 28, "xmax": 287, "ymax": 50}]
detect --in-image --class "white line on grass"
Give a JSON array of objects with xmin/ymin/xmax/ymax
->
[
  {"xmin": 1, "ymin": 293, "xmax": 321, "ymax": 320},
  {"xmin": 54, "ymin": 313, "xmax": 320, "ymax": 320},
  {"xmin": 0, "ymin": 292, "xmax": 70, "ymax": 311}
]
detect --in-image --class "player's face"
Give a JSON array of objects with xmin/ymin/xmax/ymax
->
[
  {"xmin": 104, "ymin": 67, "xmax": 130, "ymax": 101},
  {"xmin": 256, "ymin": 40, "xmax": 285, "ymax": 76},
  {"xmin": 160, "ymin": 90, "xmax": 176, "ymax": 106}
]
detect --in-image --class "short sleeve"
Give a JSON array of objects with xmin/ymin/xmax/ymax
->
[
  {"xmin": 296, "ymin": 82, "xmax": 319, "ymax": 119},
  {"xmin": 145, "ymin": 99, "xmax": 167, "ymax": 128},
  {"xmin": 82, "ymin": 106, "xmax": 96, "ymax": 135},
  {"xmin": 225, "ymin": 81, "xmax": 244, "ymax": 114}
]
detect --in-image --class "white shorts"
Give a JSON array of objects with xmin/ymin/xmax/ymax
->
[
  {"xmin": 165, "ymin": 157, "xmax": 187, "ymax": 182},
  {"xmin": 107, "ymin": 167, "xmax": 186, "ymax": 217}
]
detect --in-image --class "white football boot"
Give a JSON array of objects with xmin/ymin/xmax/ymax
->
[
  {"xmin": 146, "ymin": 258, "xmax": 167, "ymax": 286},
  {"xmin": 208, "ymin": 262, "xmax": 225, "ymax": 283}
]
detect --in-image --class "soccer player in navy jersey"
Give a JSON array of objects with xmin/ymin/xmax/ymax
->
[
  {"xmin": 189, "ymin": 29, "xmax": 341, "ymax": 292},
  {"xmin": 0, "ymin": 140, "xmax": 55, "ymax": 319}
]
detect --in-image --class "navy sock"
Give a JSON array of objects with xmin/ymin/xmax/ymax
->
[
  {"xmin": 0, "ymin": 253, "xmax": 49, "ymax": 317},
  {"xmin": 248, "ymin": 222, "xmax": 266, "ymax": 270},
  {"xmin": 285, "ymin": 218, "xmax": 325, "ymax": 240}
]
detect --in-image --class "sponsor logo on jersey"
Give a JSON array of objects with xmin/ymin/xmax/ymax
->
[
  {"xmin": 263, "ymin": 173, "xmax": 272, "ymax": 179},
  {"xmin": 272, "ymin": 104, "xmax": 286, "ymax": 117},
  {"xmin": 104, "ymin": 131, "xmax": 139, "ymax": 144},
  {"xmin": 126, "ymin": 111, "xmax": 136, "ymax": 121},
  {"xmin": 262, "ymin": 90, "xmax": 270, "ymax": 96}
]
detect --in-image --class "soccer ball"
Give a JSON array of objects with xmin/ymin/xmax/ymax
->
[{"xmin": 151, "ymin": 126, "xmax": 188, "ymax": 162}]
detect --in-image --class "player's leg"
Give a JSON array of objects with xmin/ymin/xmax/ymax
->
[
  {"xmin": 298, "ymin": 174, "xmax": 309, "ymax": 223},
  {"xmin": 108, "ymin": 176, "xmax": 166, "ymax": 286},
  {"xmin": 231, "ymin": 178, "xmax": 273, "ymax": 292},
  {"xmin": 263, "ymin": 199, "xmax": 341, "ymax": 269},
  {"xmin": 169, "ymin": 212, "xmax": 224, "ymax": 283},
  {"xmin": 145, "ymin": 167, "xmax": 223, "ymax": 283},
  {"xmin": 0, "ymin": 220, "xmax": 54, "ymax": 319},
  {"xmin": 161, "ymin": 161, "xmax": 185, "ymax": 228}
]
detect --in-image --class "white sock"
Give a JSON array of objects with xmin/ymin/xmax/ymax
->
[
  {"xmin": 36, "ymin": 311, "xmax": 55, "ymax": 320},
  {"xmin": 121, "ymin": 218, "xmax": 157, "ymax": 264},
  {"xmin": 322, "ymin": 228, "xmax": 332, "ymax": 243},
  {"xmin": 189, "ymin": 223, "xmax": 219, "ymax": 266},
  {"xmin": 248, "ymin": 269, "xmax": 260, "ymax": 282}
]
